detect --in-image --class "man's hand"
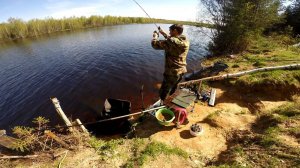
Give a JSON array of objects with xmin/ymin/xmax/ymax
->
[
  {"xmin": 153, "ymin": 30, "xmax": 159, "ymax": 39},
  {"xmin": 158, "ymin": 26, "xmax": 168, "ymax": 38}
]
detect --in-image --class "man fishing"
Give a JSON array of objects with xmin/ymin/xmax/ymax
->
[{"xmin": 151, "ymin": 24, "xmax": 190, "ymax": 103}]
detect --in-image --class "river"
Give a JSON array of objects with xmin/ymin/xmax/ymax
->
[{"xmin": 0, "ymin": 24, "xmax": 210, "ymax": 130}]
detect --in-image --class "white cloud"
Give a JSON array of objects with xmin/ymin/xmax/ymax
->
[
  {"xmin": 45, "ymin": 0, "xmax": 107, "ymax": 19},
  {"xmin": 50, "ymin": 6, "xmax": 101, "ymax": 18}
]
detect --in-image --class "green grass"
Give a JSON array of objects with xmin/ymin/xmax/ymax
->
[
  {"xmin": 272, "ymin": 50, "xmax": 299, "ymax": 59},
  {"xmin": 221, "ymin": 34, "xmax": 299, "ymax": 63},
  {"xmin": 124, "ymin": 141, "xmax": 189, "ymax": 167},
  {"xmin": 234, "ymin": 69, "xmax": 300, "ymax": 87},
  {"xmin": 260, "ymin": 127, "xmax": 281, "ymax": 148},
  {"xmin": 132, "ymin": 138, "xmax": 146, "ymax": 151},
  {"xmin": 206, "ymin": 110, "xmax": 222, "ymax": 120},
  {"xmin": 89, "ymin": 137, "xmax": 189, "ymax": 167},
  {"xmin": 247, "ymin": 35, "xmax": 280, "ymax": 54},
  {"xmin": 137, "ymin": 141, "xmax": 188, "ymax": 166},
  {"xmin": 273, "ymin": 102, "xmax": 300, "ymax": 118},
  {"xmin": 252, "ymin": 61, "xmax": 267, "ymax": 67},
  {"xmin": 201, "ymin": 81, "xmax": 211, "ymax": 91},
  {"xmin": 204, "ymin": 36, "xmax": 299, "ymax": 85},
  {"xmin": 232, "ymin": 146, "xmax": 244, "ymax": 155},
  {"xmin": 88, "ymin": 136, "xmax": 124, "ymax": 153},
  {"xmin": 243, "ymin": 51, "xmax": 299, "ymax": 64},
  {"xmin": 131, "ymin": 138, "xmax": 146, "ymax": 160}
]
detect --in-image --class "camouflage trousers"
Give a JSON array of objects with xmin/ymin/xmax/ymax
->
[{"xmin": 159, "ymin": 73, "xmax": 184, "ymax": 101}]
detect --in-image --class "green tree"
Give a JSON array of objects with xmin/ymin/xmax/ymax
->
[
  {"xmin": 285, "ymin": 1, "xmax": 300, "ymax": 35},
  {"xmin": 0, "ymin": 15, "xmax": 200, "ymax": 42},
  {"xmin": 199, "ymin": 0, "xmax": 282, "ymax": 55}
]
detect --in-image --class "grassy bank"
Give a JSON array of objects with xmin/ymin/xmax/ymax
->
[
  {"xmin": 0, "ymin": 133, "xmax": 191, "ymax": 167},
  {"xmin": 0, "ymin": 16, "xmax": 209, "ymax": 42},
  {"xmin": 203, "ymin": 34, "xmax": 300, "ymax": 89},
  {"xmin": 88, "ymin": 137, "xmax": 189, "ymax": 167},
  {"xmin": 194, "ymin": 35, "xmax": 300, "ymax": 167},
  {"xmin": 2, "ymin": 98, "xmax": 299, "ymax": 167}
]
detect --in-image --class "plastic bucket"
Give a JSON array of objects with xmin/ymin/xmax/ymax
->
[{"xmin": 155, "ymin": 108, "xmax": 175, "ymax": 126}]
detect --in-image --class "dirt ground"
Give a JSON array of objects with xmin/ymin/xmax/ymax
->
[{"xmin": 134, "ymin": 83, "xmax": 296, "ymax": 166}]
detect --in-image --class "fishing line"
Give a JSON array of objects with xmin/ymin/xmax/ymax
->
[{"xmin": 132, "ymin": 0, "xmax": 159, "ymax": 29}]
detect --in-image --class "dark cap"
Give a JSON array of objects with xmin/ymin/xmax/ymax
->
[{"xmin": 169, "ymin": 24, "xmax": 183, "ymax": 34}]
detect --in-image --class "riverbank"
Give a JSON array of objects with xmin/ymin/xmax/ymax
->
[
  {"xmin": 0, "ymin": 36, "xmax": 299, "ymax": 167},
  {"xmin": 0, "ymin": 16, "xmax": 210, "ymax": 43}
]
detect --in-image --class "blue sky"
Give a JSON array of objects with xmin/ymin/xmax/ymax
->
[{"xmin": 0, "ymin": 0, "xmax": 200, "ymax": 23}]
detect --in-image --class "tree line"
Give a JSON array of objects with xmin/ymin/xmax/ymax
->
[
  {"xmin": 199, "ymin": 0, "xmax": 300, "ymax": 55},
  {"xmin": 0, "ymin": 15, "xmax": 208, "ymax": 42}
]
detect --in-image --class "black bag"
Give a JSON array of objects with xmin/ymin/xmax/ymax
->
[{"xmin": 88, "ymin": 98, "xmax": 132, "ymax": 135}]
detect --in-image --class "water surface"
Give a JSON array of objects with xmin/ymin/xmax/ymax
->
[{"xmin": 0, "ymin": 24, "xmax": 210, "ymax": 129}]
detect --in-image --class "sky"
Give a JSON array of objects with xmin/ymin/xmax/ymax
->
[{"xmin": 0, "ymin": 0, "xmax": 200, "ymax": 23}]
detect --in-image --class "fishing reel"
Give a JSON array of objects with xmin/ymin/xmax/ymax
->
[{"xmin": 153, "ymin": 30, "xmax": 159, "ymax": 38}]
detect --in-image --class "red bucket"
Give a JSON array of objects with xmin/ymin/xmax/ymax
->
[{"xmin": 173, "ymin": 107, "xmax": 188, "ymax": 127}]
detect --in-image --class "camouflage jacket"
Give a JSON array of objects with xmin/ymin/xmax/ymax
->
[{"xmin": 151, "ymin": 35, "xmax": 190, "ymax": 75}]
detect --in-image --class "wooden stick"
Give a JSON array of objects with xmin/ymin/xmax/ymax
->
[
  {"xmin": 75, "ymin": 119, "xmax": 89, "ymax": 134},
  {"xmin": 0, "ymin": 155, "xmax": 38, "ymax": 159},
  {"xmin": 198, "ymin": 81, "xmax": 202, "ymax": 94},
  {"xmin": 0, "ymin": 135, "xmax": 19, "ymax": 149},
  {"xmin": 44, "ymin": 130, "xmax": 69, "ymax": 148},
  {"xmin": 179, "ymin": 63, "xmax": 300, "ymax": 87},
  {"xmin": 50, "ymin": 97, "xmax": 73, "ymax": 132}
]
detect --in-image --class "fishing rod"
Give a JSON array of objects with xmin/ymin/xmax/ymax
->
[
  {"xmin": 132, "ymin": 0, "xmax": 159, "ymax": 29},
  {"xmin": 40, "ymin": 105, "xmax": 165, "ymax": 132}
]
